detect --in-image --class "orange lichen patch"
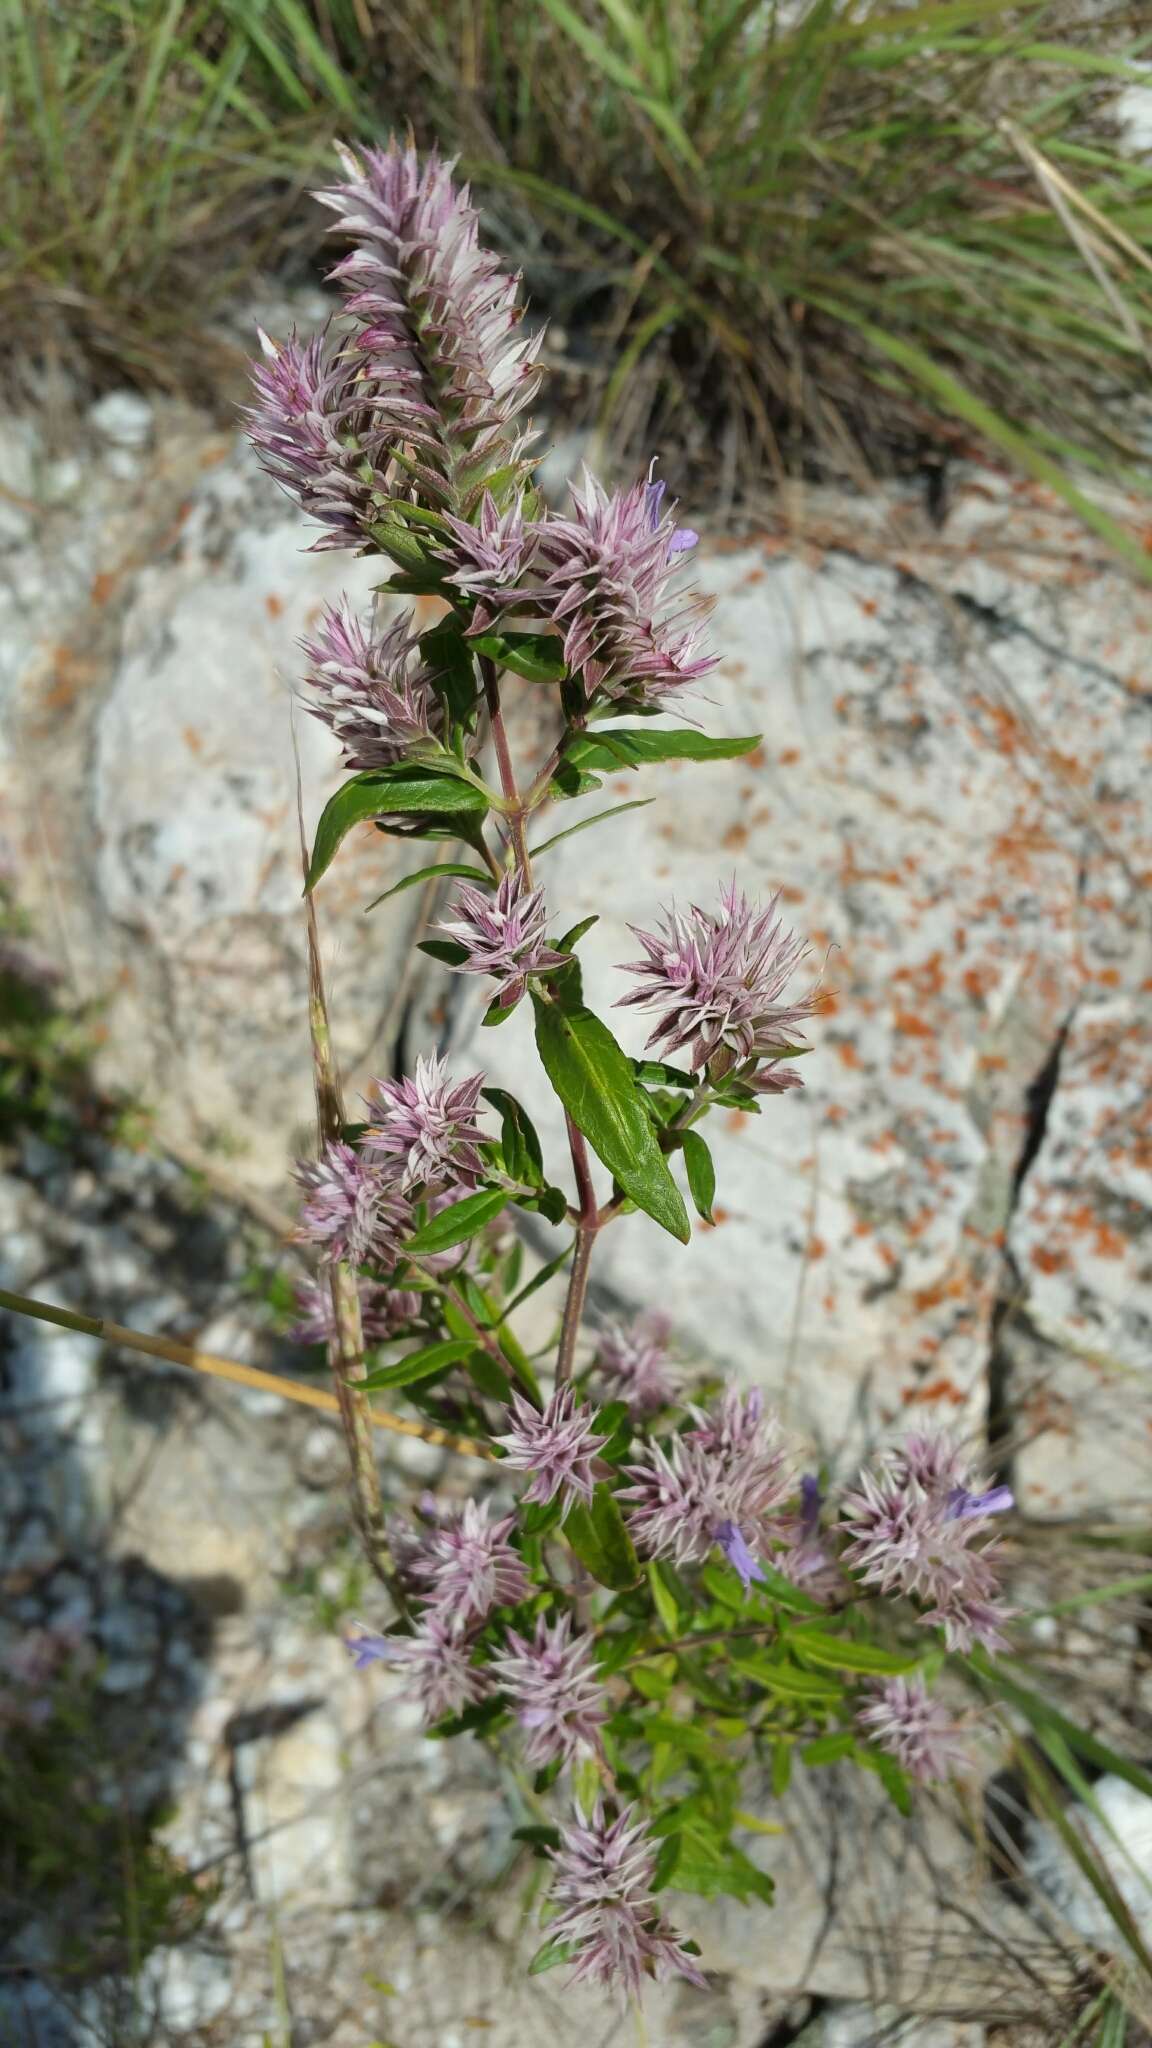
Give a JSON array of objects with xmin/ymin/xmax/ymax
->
[
  {"xmin": 975, "ymin": 697, "xmax": 1027, "ymax": 758},
  {"xmin": 182, "ymin": 726, "xmax": 203, "ymax": 755},
  {"xmin": 892, "ymin": 952, "xmax": 946, "ymax": 999},
  {"xmin": 198, "ymin": 440, "xmax": 231, "ymax": 471},
  {"xmin": 723, "ymin": 823, "xmax": 749, "ymax": 851},
  {"xmin": 962, "ymin": 963, "xmax": 998, "ymax": 1001},
  {"xmin": 700, "ymin": 1205, "xmax": 731, "ymax": 1230},
  {"xmin": 724, "ymin": 1111, "xmax": 750, "ymax": 1134},
  {"xmin": 1091, "ymin": 1221, "xmax": 1129, "ymax": 1259},
  {"xmin": 741, "ymin": 567, "xmax": 766, "ymax": 588},
  {"xmin": 413, "ymin": 595, "xmax": 449, "ymax": 629},
  {"xmin": 834, "ymin": 1037, "xmax": 862, "ymax": 1069},
  {"xmin": 778, "ymin": 747, "xmax": 800, "ymax": 766},
  {"xmin": 264, "ymin": 592, "xmax": 284, "ymax": 619},
  {"xmin": 1031, "ymin": 1245, "xmax": 1069, "ymax": 1274},
  {"xmin": 901, "ymin": 1376, "xmax": 967, "ymax": 1407},
  {"xmin": 1094, "ymin": 966, "xmax": 1121, "ymax": 988},
  {"xmin": 778, "ymin": 882, "xmax": 806, "ymax": 903},
  {"xmin": 39, "ymin": 644, "xmax": 99, "ymax": 715},
  {"xmin": 893, "ymin": 1010, "xmax": 933, "ymax": 1039},
  {"xmin": 823, "ymin": 1102, "xmax": 847, "ymax": 1125},
  {"xmin": 807, "ymin": 1237, "xmax": 826, "ymax": 1261},
  {"xmin": 858, "ymin": 596, "xmax": 878, "ymax": 617},
  {"xmin": 978, "ymin": 1053, "xmax": 1008, "ymax": 1073},
  {"xmin": 90, "ymin": 569, "xmax": 118, "ymax": 607}
]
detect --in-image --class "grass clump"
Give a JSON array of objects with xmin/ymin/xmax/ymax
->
[
  {"xmin": 5, "ymin": 0, "xmax": 1152, "ymax": 535},
  {"xmin": 373, "ymin": 0, "xmax": 1152, "ymax": 524},
  {"xmin": 0, "ymin": 0, "xmax": 362, "ymax": 394}
]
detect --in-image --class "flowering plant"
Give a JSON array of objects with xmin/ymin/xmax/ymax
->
[{"xmin": 249, "ymin": 139, "xmax": 1013, "ymax": 2001}]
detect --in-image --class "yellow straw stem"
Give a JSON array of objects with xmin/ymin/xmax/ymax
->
[{"xmin": 0, "ymin": 1286, "xmax": 491, "ymax": 1461}]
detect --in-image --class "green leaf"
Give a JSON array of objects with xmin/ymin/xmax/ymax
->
[
  {"xmin": 730, "ymin": 1653, "xmax": 845, "ymax": 1701},
  {"xmin": 631, "ymin": 1058, "xmax": 698, "ymax": 1089},
  {"xmin": 649, "ymin": 1819, "xmax": 775, "ymax": 1905},
  {"xmin": 472, "ymin": 630, "xmax": 568, "ymax": 683},
  {"xmin": 680, "ymin": 1128, "xmax": 716, "ymax": 1222},
  {"xmin": 564, "ymin": 1483, "xmax": 641, "ymax": 1590},
  {"xmin": 532, "ymin": 797, "xmax": 654, "ymax": 859},
  {"xmin": 462, "ymin": 1348, "xmax": 512, "ymax": 1404},
  {"xmin": 791, "ymin": 1631, "xmax": 925, "ymax": 1676},
  {"xmin": 518, "ymin": 1497, "xmax": 563, "ymax": 1539},
  {"xmin": 631, "ymin": 1661, "xmax": 673, "ymax": 1702},
  {"xmin": 555, "ymin": 726, "xmax": 762, "ymax": 786},
  {"xmin": 364, "ymin": 861, "xmax": 489, "ymax": 912},
  {"xmin": 771, "ymin": 1740, "xmax": 793, "ymax": 1798},
  {"xmin": 516, "ymin": 1185, "xmax": 569, "ymax": 1226},
  {"xmin": 648, "ymin": 1562, "xmax": 682, "ymax": 1637},
  {"xmin": 481, "ymin": 1086, "xmax": 545, "ymax": 1187},
  {"xmin": 405, "ymin": 1188, "xmax": 510, "ymax": 1255},
  {"xmin": 502, "ymin": 1249, "xmax": 576, "ymax": 1323},
  {"xmin": 307, "ymin": 770, "xmax": 488, "ymax": 890},
  {"xmin": 557, "ymin": 914, "xmax": 599, "ymax": 952},
  {"xmin": 420, "ymin": 617, "xmax": 481, "ymax": 723},
  {"xmin": 595, "ymin": 1624, "xmax": 647, "ymax": 1676},
  {"xmin": 801, "ymin": 1731, "xmax": 858, "ymax": 1766},
  {"xmin": 593, "ymin": 1400, "xmax": 633, "ymax": 1464},
  {"xmin": 650, "ymin": 1831, "xmax": 682, "ymax": 1892},
  {"xmin": 855, "ymin": 1746, "xmax": 912, "ymax": 1815},
  {"xmin": 532, "ymin": 991, "xmax": 690, "ymax": 1243},
  {"xmin": 418, "ymin": 937, "xmax": 470, "ymax": 966},
  {"xmin": 359, "ymin": 1337, "xmax": 473, "ymax": 1391}
]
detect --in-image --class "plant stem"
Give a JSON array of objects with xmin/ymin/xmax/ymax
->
[
  {"xmin": 0, "ymin": 1284, "xmax": 491, "ymax": 1458},
  {"xmin": 480, "ymin": 653, "xmax": 532, "ymax": 878},
  {"xmin": 556, "ymin": 1113, "xmax": 600, "ymax": 1384}
]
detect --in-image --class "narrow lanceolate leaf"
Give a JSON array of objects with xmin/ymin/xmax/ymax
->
[
  {"xmin": 404, "ymin": 1188, "xmax": 510, "ymax": 1256},
  {"xmin": 791, "ymin": 1631, "xmax": 924, "ymax": 1676},
  {"xmin": 364, "ymin": 861, "xmax": 489, "ymax": 912},
  {"xmin": 730, "ymin": 1653, "xmax": 845, "ymax": 1701},
  {"xmin": 532, "ymin": 991, "xmax": 690, "ymax": 1243},
  {"xmin": 564, "ymin": 1484, "xmax": 641, "ymax": 1590},
  {"xmin": 680, "ymin": 1128, "xmax": 716, "ymax": 1222},
  {"xmin": 532, "ymin": 797, "xmax": 654, "ymax": 860},
  {"xmin": 359, "ymin": 1337, "xmax": 474, "ymax": 1391},
  {"xmin": 307, "ymin": 768, "xmax": 489, "ymax": 890},
  {"xmin": 555, "ymin": 726, "xmax": 762, "ymax": 785},
  {"xmin": 481, "ymin": 1086, "xmax": 545, "ymax": 1186}
]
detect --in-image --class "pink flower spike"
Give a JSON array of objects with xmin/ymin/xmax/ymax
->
[
  {"xmin": 408, "ymin": 1497, "xmax": 529, "ymax": 1632},
  {"xmin": 293, "ymin": 1141, "xmax": 410, "ymax": 1268},
  {"xmin": 617, "ymin": 882, "xmax": 818, "ymax": 1076},
  {"xmin": 301, "ymin": 601, "xmax": 443, "ymax": 770},
  {"xmin": 858, "ymin": 1675, "xmax": 970, "ymax": 1785},
  {"xmin": 363, "ymin": 1054, "xmax": 489, "ymax": 1196},
  {"xmin": 489, "ymin": 1613, "xmax": 607, "ymax": 1767},
  {"xmin": 436, "ymin": 869, "xmax": 566, "ymax": 1012},
  {"xmin": 547, "ymin": 1801, "xmax": 707, "ymax": 1999},
  {"xmin": 494, "ymin": 1388, "xmax": 607, "ymax": 1517}
]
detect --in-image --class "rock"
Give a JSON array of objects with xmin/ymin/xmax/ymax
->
[
  {"xmin": 1024, "ymin": 1773, "xmax": 1152, "ymax": 1948},
  {"xmin": 442, "ymin": 476, "xmax": 1152, "ymax": 1498},
  {"xmin": 139, "ymin": 1942, "xmax": 233, "ymax": 2031},
  {"xmin": 3, "ymin": 396, "xmax": 439, "ymax": 1188},
  {"xmin": 684, "ymin": 1763, "xmax": 1074, "ymax": 2018},
  {"xmin": 822, "ymin": 2012, "xmax": 984, "ymax": 2048},
  {"xmin": 88, "ymin": 391, "xmax": 154, "ymax": 452}
]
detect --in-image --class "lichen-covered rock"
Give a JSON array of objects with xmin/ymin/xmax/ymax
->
[{"xmin": 446, "ymin": 475, "xmax": 1152, "ymax": 1502}]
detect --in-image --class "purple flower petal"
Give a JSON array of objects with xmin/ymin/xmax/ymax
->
[
  {"xmin": 946, "ymin": 1484, "xmax": 1014, "ymax": 1522},
  {"xmin": 715, "ymin": 1519, "xmax": 766, "ymax": 1592},
  {"xmin": 345, "ymin": 1630, "xmax": 398, "ymax": 1670}
]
